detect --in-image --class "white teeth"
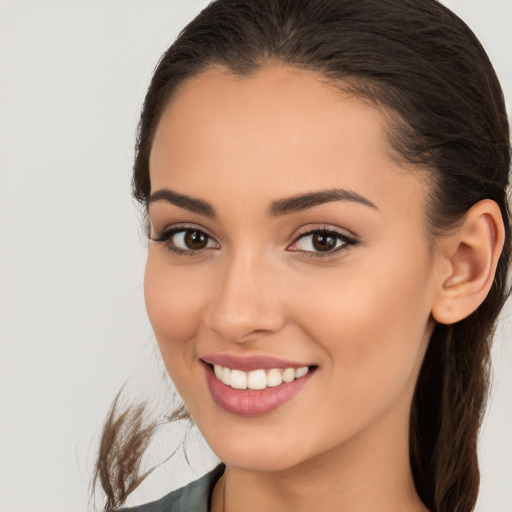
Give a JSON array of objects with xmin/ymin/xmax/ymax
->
[
  {"xmin": 266, "ymin": 368, "xmax": 283, "ymax": 387},
  {"xmin": 295, "ymin": 366, "xmax": 309, "ymax": 378},
  {"xmin": 282, "ymin": 368, "xmax": 295, "ymax": 383},
  {"xmin": 221, "ymin": 366, "xmax": 231, "ymax": 386},
  {"xmin": 230, "ymin": 369, "xmax": 248, "ymax": 389},
  {"xmin": 247, "ymin": 369, "xmax": 267, "ymax": 390},
  {"xmin": 214, "ymin": 364, "xmax": 223, "ymax": 380},
  {"xmin": 212, "ymin": 364, "xmax": 310, "ymax": 390}
]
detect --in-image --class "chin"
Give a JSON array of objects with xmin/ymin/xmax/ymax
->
[
  {"xmin": 215, "ymin": 446, "xmax": 302, "ymax": 472},
  {"xmin": 199, "ymin": 422, "xmax": 320, "ymax": 473}
]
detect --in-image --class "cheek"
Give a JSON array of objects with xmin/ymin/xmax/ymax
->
[
  {"xmin": 143, "ymin": 250, "xmax": 207, "ymax": 365},
  {"xmin": 292, "ymin": 247, "xmax": 434, "ymax": 403}
]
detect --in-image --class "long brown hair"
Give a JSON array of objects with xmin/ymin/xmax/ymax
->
[{"xmin": 93, "ymin": 1, "xmax": 511, "ymax": 510}]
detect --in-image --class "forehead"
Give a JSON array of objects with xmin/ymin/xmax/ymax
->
[{"xmin": 149, "ymin": 64, "xmax": 426, "ymax": 220}]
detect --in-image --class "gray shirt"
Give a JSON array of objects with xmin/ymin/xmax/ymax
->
[{"xmin": 121, "ymin": 464, "xmax": 225, "ymax": 512}]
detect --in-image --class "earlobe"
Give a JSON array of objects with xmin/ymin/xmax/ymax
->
[{"xmin": 432, "ymin": 200, "xmax": 505, "ymax": 325}]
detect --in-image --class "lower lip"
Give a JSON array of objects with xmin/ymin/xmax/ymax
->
[{"xmin": 204, "ymin": 364, "xmax": 313, "ymax": 416}]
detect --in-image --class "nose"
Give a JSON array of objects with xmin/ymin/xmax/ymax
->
[{"xmin": 204, "ymin": 249, "xmax": 286, "ymax": 344}]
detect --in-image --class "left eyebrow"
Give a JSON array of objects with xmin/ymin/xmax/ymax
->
[{"xmin": 269, "ymin": 188, "xmax": 378, "ymax": 217}]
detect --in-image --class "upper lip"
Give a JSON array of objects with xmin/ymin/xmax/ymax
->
[{"xmin": 201, "ymin": 353, "xmax": 314, "ymax": 372}]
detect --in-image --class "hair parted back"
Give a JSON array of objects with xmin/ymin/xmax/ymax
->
[{"xmin": 93, "ymin": 1, "xmax": 511, "ymax": 511}]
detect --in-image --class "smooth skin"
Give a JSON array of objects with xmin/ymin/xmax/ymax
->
[{"xmin": 144, "ymin": 65, "xmax": 504, "ymax": 512}]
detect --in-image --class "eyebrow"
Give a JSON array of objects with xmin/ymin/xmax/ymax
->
[
  {"xmin": 269, "ymin": 188, "xmax": 378, "ymax": 216},
  {"xmin": 148, "ymin": 188, "xmax": 216, "ymax": 217},
  {"xmin": 148, "ymin": 187, "xmax": 378, "ymax": 218}
]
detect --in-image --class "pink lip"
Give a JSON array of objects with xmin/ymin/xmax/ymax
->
[
  {"xmin": 201, "ymin": 359, "xmax": 315, "ymax": 416},
  {"xmin": 201, "ymin": 353, "xmax": 311, "ymax": 371}
]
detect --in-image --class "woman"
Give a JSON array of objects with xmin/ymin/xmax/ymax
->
[{"xmin": 93, "ymin": 0, "xmax": 511, "ymax": 511}]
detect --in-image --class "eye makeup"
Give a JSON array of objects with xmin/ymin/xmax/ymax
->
[{"xmin": 151, "ymin": 222, "xmax": 359, "ymax": 260}]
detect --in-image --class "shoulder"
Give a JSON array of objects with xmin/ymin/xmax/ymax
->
[{"xmin": 120, "ymin": 464, "xmax": 225, "ymax": 512}]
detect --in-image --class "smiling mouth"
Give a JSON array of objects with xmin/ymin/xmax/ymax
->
[
  {"xmin": 202, "ymin": 360, "xmax": 317, "ymax": 415},
  {"xmin": 208, "ymin": 363, "xmax": 315, "ymax": 390}
]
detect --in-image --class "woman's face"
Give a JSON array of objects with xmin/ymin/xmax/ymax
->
[{"xmin": 145, "ymin": 65, "xmax": 442, "ymax": 471}]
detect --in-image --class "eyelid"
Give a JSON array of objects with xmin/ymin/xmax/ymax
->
[
  {"xmin": 151, "ymin": 223, "xmax": 220, "ymax": 255},
  {"xmin": 151, "ymin": 222, "xmax": 216, "ymax": 239},
  {"xmin": 287, "ymin": 225, "xmax": 358, "ymax": 255},
  {"xmin": 151, "ymin": 223, "xmax": 358, "ymax": 259}
]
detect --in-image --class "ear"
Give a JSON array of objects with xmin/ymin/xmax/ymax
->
[{"xmin": 432, "ymin": 199, "xmax": 505, "ymax": 325}]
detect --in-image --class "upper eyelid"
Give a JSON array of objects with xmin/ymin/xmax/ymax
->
[
  {"xmin": 151, "ymin": 223, "xmax": 217, "ymax": 240},
  {"xmin": 151, "ymin": 223, "xmax": 358, "ymax": 249},
  {"xmin": 292, "ymin": 225, "xmax": 357, "ymax": 241},
  {"xmin": 287, "ymin": 226, "xmax": 359, "ymax": 253},
  {"xmin": 152, "ymin": 226, "xmax": 220, "ymax": 255}
]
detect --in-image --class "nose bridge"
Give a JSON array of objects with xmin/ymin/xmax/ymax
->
[{"xmin": 205, "ymin": 246, "xmax": 283, "ymax": 342}]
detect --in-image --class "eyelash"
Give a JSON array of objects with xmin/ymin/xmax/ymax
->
[
  {"xmin": 151, "ymin": 225, "xmax": 218, "ymax": 258},
  {"xmin": 290, "ymin": 227, "xmax": 359, "ymax": 258},
  {"xmin": 151, "ymin": 225, "xmax": 359, "ymax": 259}
]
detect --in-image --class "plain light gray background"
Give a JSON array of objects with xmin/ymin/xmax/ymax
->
[{"xmin": 1, "ymin": 1, "xmax": 511, "ymax": 511}]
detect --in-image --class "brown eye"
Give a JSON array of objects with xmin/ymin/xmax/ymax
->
[
  {"xmin": 184, "ymin": 230, "xmax": 209, "ymax": 250},
  {"xmin": 311, "ymin": 232, "xmax": 337, "ymax": 251},
  {"xmin": 288, "ymin": 228, "xmax": 357, "ymax": 256},
  {"xmin": 152, "ymin": 227, "xmax": 220, "ymax": 254}
]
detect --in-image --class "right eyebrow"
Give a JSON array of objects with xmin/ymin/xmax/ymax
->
[{"xmin": 148, "ymin": 188, "xmax": 216, "ymax": 217}]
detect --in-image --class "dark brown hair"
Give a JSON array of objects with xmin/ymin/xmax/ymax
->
[{"xmin": 93, "ymin": 1, "xmax": 511, "ymax": 510}]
